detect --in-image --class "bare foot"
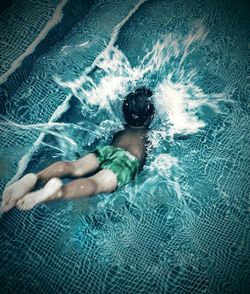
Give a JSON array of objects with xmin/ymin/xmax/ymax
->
[
  {"xmin": 0, "ymin": 173, "xmax": 38, "ymax": 213},
  {"xmin": 16, "ymin": 178, "xmax": 63, "ymax": 211}
]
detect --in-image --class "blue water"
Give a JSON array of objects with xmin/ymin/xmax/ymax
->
[{"xmin": 0, "ymin": 0, "xmax": 249, "ymax": 293}]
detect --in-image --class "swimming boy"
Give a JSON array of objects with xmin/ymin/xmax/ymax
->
[{"xmin": 0, "ymin": 87, "xmax": 155, "ymax": 212}]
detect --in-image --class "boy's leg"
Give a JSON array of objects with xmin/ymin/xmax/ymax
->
[
  {"xmin": 1, "ymin": 153, "xmax": 100, "ymax": 212},
  {"xmin": 37, "ymin": 153, "xmax": 100, "ymax": 182},
  {"xmin": 0, "ymin": 173, "xmax": 38, "ymax": 212},
  {"xmin": 16, "ymin": 169, "xmax": 117, "ymax": 211}
]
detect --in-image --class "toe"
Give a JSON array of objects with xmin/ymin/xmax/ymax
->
[
  {"xmin": 21, "ymin": 202, "xmax": 32, "ymax": 211},
  {"xmin": 16, "ymin": 199, "xmax": 23, "ymax": 209},
  {"xmin": 16, "ymin": 198, "xmax": 31, "ymax": 211},
  {"xmin": 22, "ymin": 201, "xmax": 29, "ymax": 210},
  {"xmin": 24, "ymin": 204, "xmax": 31, "ymax": 211}
]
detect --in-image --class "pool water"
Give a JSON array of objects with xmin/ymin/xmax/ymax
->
[{"xmin": 0, "ymin": 0, "xmax": 249, "ymax": 293}]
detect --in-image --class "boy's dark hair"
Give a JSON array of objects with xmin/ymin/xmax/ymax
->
[{"xmin": 122, "ymin": 87, "xmax": 155, "ymax": 127}]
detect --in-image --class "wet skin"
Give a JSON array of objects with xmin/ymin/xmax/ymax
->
[{"xmin": 111, "ymin": 124, "xmax": 149, "ymax": 169}]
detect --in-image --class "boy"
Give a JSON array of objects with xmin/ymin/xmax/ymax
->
[{"xmin": 1, "ymin": 87, "xmax": 155, "ymax": 212}]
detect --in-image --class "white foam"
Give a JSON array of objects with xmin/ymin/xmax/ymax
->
[
  {"xmin": 148, "ymin": 154, "xmax": 188, "ymax": 200},
  {"xmin": 55, "ymin": 48, "xmax": 132, "ymax": 105},
  {"xmin": 180, "ymin": 20, "xmax": 207, "ymax": 66},
  {"xmin": 55, "ymin": 21, "xmax": 217, "ymax": 138},
  {"xmin": 86, "ymin": 76, "xmax": 126, "ymax": 106},
  {"xmin": 9, "ymin": 15, "xmax": 220, "ymax": 189},
  {"xmin": 0, "ymin": 0, "xmax": 69, "ymax": 85},
  {"xmin": 155, "ymin": 79, "xmax": 207, "ymax": 137},
  {"xmin": 11, "ymin": 0, "xmax": 148, "ymax": 186},
  {"xmin": 61, "ymin": 41, "xmax": 90, "ymax": 54},
  {"xmin": 54, "ymin": 0, "xmax": 147, "ymax": 94},
  {"xmin": 150, "ymin": 154, "xmax": 178, "ymax": 174}
]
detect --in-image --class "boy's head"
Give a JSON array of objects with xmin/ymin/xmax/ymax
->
[{"xmin": 122, "ymin": 87, "xmax": 155, "ymax": 128}]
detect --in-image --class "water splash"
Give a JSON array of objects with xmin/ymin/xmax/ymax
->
[
  {"xmin": 56, "ymin": 21, "xmax": 222, "ymax": 141},
  {"xmin": 1, "ymin": 19, "xmax": 223, "ymax": 191},
  {"xmin": 155, "ymin": 79, "xmax": 207, "ymax": 137}
]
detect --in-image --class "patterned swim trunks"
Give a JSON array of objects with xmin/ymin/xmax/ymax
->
[{"xmin": 92, "ymin": 146, "xmax": 140, "ymax": 188}]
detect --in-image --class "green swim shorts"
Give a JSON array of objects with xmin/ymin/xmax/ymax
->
[{"xmin": 92, "ymin": 145, "xmax": 140, "ymax": 188}]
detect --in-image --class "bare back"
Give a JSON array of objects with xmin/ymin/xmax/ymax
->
[{"xmin": 111, "ymin": 126, "xmax": 149, "ymax": 168}]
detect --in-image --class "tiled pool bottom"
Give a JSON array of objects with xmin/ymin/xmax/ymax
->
[{"xmin": 0, "ymin": 0, "xmax": 249, "ymax": 293}]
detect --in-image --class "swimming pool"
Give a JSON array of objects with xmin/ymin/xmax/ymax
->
[{"xmin": 0, "ymin": 0, "xmax": 249, "ymax": 293}]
